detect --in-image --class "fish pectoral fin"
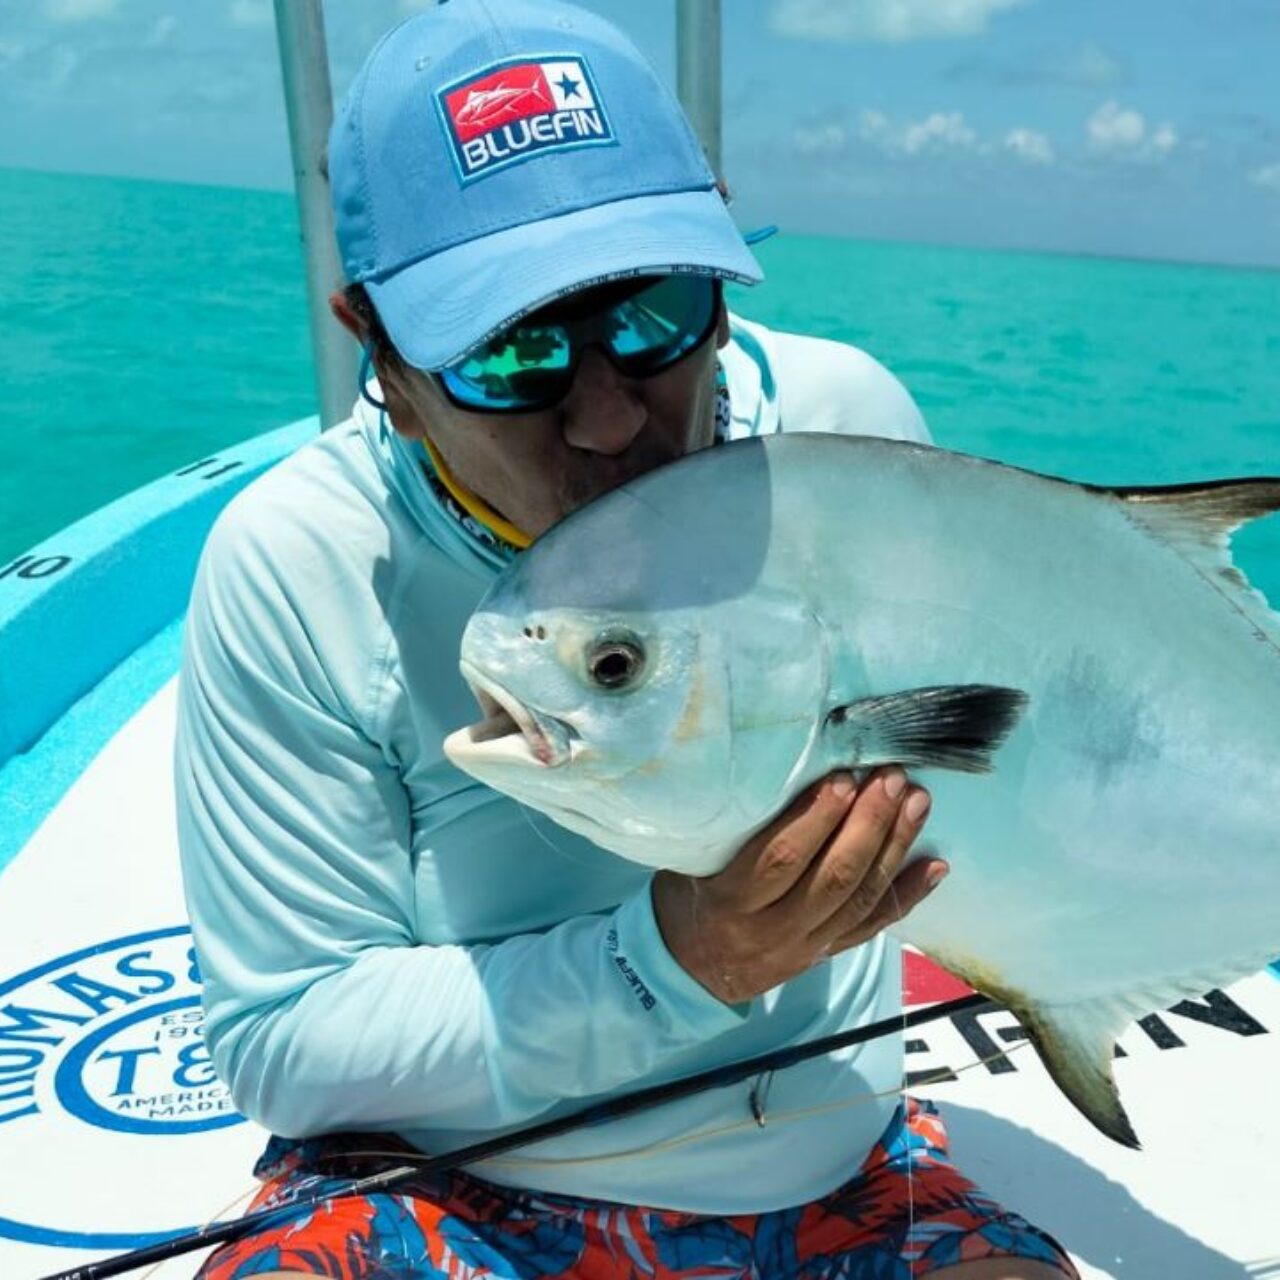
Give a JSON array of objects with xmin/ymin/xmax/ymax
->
[
  {"xmin": 826, "ymin": 684, "xmax": 1028, "ymax": 774},
  {"xmin": 1015, "ymin": 999, "xmax": 1139, "ymax": 1149}
]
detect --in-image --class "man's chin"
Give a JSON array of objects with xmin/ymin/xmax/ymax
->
[{"xmin": 557, "ymin": 454, "xmax": 688, "ymax": 518}]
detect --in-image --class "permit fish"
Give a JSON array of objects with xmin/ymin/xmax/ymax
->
[{"xmin": 443, "ymin": 434, "xmax": 1280, "ymax": 1146}]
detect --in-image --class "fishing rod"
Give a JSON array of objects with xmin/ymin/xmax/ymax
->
[{"xmin": 41, "ymin": 991, "xmax": 991, "ymax": 1280}]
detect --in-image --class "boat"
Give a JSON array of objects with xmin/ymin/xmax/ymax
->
[{"xmin": 2, "ymin": 3, "xmax": 1278, "ymax": 1277}]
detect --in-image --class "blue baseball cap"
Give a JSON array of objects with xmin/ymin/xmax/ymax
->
[{"xmin": 329, "ymin": 0, "xmax": 763, "ymax": 371}]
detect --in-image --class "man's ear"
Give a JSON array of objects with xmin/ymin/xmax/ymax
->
[
  {"xmin": 329, "ymin": 289, "xmax": 366, "ymax": 341},
  {"xmin": 329, "ymin": 288, "xmax": 420, "ymax": 440},
  {"xmin": 714, "ymin": 294, "xmax": 731, "ymax": 349}
]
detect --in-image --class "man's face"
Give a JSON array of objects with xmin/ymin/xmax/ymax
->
[{"xmin": 371, "ymin": 283, "xmax": 731, "ymax": 540}]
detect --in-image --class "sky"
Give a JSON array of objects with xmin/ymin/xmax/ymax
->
[{"xmin": 1, "ymin": 0, "xmax": 1278, "ymax": 267}]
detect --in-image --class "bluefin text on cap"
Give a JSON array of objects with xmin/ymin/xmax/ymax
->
[{"xmin": 437, "ymin": 55, "xmax": 616, "ymax": 184}]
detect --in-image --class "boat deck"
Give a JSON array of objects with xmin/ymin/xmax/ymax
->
[
  {"xmin": 4, "ymin": 670, "xmax": 1279, "ymax": 1278},
  {"xmin": 2, "ymin": 423, "xmax": 1278, "ymax": 1278}
]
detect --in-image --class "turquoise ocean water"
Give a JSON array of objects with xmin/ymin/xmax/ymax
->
[{"xmin": 4, "ymin": 165, "xmax": 1279, "ymax": 596}]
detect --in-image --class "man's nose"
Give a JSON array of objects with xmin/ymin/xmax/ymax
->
[{"xmin": 560, "ymin": 348, "xmax": 647, "ymax": 456}]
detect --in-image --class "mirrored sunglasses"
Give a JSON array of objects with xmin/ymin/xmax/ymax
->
[{"xmin": 436, "ymin": 275, "xmax": 721, "ymax": 414}]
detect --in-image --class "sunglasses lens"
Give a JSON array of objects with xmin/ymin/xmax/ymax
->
[
  {"xmin": 440, "ymin": 325, "xmax": 573, "ymax": 410},
  {"xmin": 437, "ymin": 276, "xmax": 718, "ymax": 412},
  {"xmin": 609, "ymin": 276, "xmax": 717, "ymax": 372}
]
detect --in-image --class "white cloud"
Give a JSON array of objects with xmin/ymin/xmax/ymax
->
[
  {"xmin": 44, "ymin": 0, "xmax": 117, "ymax": 19},
  {"xmin": 802, "ymin": 107, "xmax": 1058, "ymax": 169},
  {"xmin": 902, "ymin": 111, "xmax": 976, "ymax": 153},
  {"xmin": 859, "ymin": 109, "xmax": 892, "ymax": 143},
  {"xmin": 772, "ymin": 0, "xmax": 1027, "ymax": 44},
  {"xmin": 860, "ymin": 108, "xmax": 976, "ymax": 155},
  {"xmin": 1086, "ymin": 100, "xmax": 1179, "ymax": 160},
  {"xmin": 229, "ymin": 0, "xmax": 273, "ymax": 27},
  {"xmin": 1087, "ymin": 101, "xmax": 1145, "ymax": 150},
  {"xmin": 1004, "ymin": 127, "xmax": 1054, "ymax": 165},
  {"xmin": 795, "ymin": 123, "xmax": 848, "ymax": 155},
  {"xmin": 1250, "ymin": 162, "xmax": 1280, "ymax": 193}
]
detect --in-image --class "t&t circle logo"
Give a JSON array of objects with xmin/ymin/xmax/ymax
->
[
  {"xmin": 0, "ymin": 926, "xmax": 250, "ymax": 1250},
  {"xmin": 55, "ymin": 994, "xmax": 239, "ymax": 1135}
]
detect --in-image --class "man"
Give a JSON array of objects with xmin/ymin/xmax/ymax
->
[{"xmin": 176, "ymin": 2, "xmax": 1077, "ymax": 1277}]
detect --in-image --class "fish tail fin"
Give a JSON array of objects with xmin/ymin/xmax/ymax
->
[{"xmin": 1014, "ymin": 998, "xmax": 1140, "ymax": 1149}]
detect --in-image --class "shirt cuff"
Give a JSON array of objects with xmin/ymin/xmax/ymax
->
[{"xmin": 609, "ymin": 884, "xmax": 749, "ymax": 1039}]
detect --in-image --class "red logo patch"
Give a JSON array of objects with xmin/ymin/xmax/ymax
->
[
  {"xmin": 446, "ymin": 64, "xmax": 555, "ymax": 143},
  {"xmin": 438, "ymin": 56, "xmax": 614, "ymax": 182}
]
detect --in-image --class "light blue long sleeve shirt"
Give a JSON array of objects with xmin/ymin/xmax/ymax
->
[{"xmin": 174, "ymin": 316, "xmax": 932, "ymax": 1214}]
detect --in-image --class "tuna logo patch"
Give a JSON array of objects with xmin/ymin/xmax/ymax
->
[{"xmin": 439, "ymin": 56, "xmax": 614, "ymax": 182}]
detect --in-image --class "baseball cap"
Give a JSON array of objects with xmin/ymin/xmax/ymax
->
[{"xmin": 328, "ymin": 0, "xmax": 763, "ymax": 371}]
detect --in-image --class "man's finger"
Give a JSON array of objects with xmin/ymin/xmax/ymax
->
[
  {"xmin": 715, "ymin": 772, "xmax": 858, "ymax": 910},
  {"xmin": 789, "ymin": 770, "xmax": 919, "ymax": 928},
  {"xmin": 822, "ymin": 856, "xmax": 949, "ymax": 956}
]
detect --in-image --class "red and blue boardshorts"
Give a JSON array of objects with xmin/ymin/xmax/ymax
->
[{"xmin": 197, "ymin": 1098, "xmax": 1077, "ymax": 1279}]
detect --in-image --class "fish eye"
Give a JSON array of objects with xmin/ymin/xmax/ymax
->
[{"xmin": 586, "ymin": 632, "xmax": 646, "ymax": 691}]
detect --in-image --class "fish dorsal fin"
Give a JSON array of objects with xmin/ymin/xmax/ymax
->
[
  {"xmin": 1097, "ymin": 477, "xmax": 1280, "ymax": 645},
  {"xmin": 825, "ymin": 684, "xmax": 1028, "ymax": 774}
]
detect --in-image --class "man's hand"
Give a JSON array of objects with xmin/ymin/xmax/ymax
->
[{"xmin": 651, "ymin": 770, "xmax": 947, "ymax": 1005}]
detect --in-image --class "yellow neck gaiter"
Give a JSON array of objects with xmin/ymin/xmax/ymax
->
[{"xmin": 420, "ymin": 435, "xmax": 533, "ymax": 550}]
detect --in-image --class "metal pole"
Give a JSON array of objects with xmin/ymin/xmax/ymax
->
[
  {"xmin": 274, "ymin": 0, "xmax": 356, "ymax": 430},
  {"xmin": 676, "ymin": 0, "xmax": 722, "ymax": 178}
]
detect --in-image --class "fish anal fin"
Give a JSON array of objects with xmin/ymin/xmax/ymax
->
[
  {"xmin": 1013, "ymin": 1000, "xmax": 1140, "ymax": 1149},
  {"xmin": 920, "ymin": 952, "xmax": 1138, "ymax": 1147},
  {"xmin": 826, "ymin": 684, "xmax": 1028, "ymax": 774},
  {"xmin": 928, "ymin": 947, "xmax": 1280, "ymax": 1148}
]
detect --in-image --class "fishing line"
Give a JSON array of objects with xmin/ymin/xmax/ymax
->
[
  {"xmin": 505, "ymin": 786, "xmax": 936, "ymax": 1237},
  {"xmin": 136, "ymin": 1185, "xmax": 257, "ymax": 1280},
  {"xmin": 513, "ymin": 796, "xmax": 623, "ymax": 872},
  {"xmin": 887, "ymin": 881, "xmax": 917, "ymax": 1254},
  {"xmin": 467, "ymin": 1039, "xmax": 1035, "ymax": 1169},
  {"xmin": 115, "ymin": 1035, "xmax": 1034, "ymax": 1280},
  {"xmin": 39, "ymin": 991, "xmax": 990, "ymax": 1280}
]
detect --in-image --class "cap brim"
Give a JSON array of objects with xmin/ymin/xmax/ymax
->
[{"xmin": 367, "ymin": 188, "xmax": 764, "ymax": 370}]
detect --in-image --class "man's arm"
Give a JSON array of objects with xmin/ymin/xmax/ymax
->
[
  {"xmin": 723, "ymin": 314, "xmax": 931, "ymax": 446},
  {"xmin": 175, "ymin": 500, "xmax": 747, "ymax": 1140},
  {"xmin": 770, "ymin": 328, "xmax": 931, "ymax": 444},
  {"xmin": 177, "ymin": 472, "xmax": 941, "ymax": 1142}
]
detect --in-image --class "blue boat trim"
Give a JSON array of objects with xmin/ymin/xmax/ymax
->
[
  {"xmin": 0, "ymin": 417, "xmax": 317, "ymax": 767},
  {"xmin": 0, "ymin": 418, "xmax": 316, "ymax": 880},
  {"xmin": 0, "ymin": 619, "xmax": 184, "ymax": 880}
]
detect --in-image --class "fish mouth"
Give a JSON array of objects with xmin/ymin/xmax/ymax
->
[{"xmin": 446, "ymin": 662, "xmax": 573, "ymax": 770}]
